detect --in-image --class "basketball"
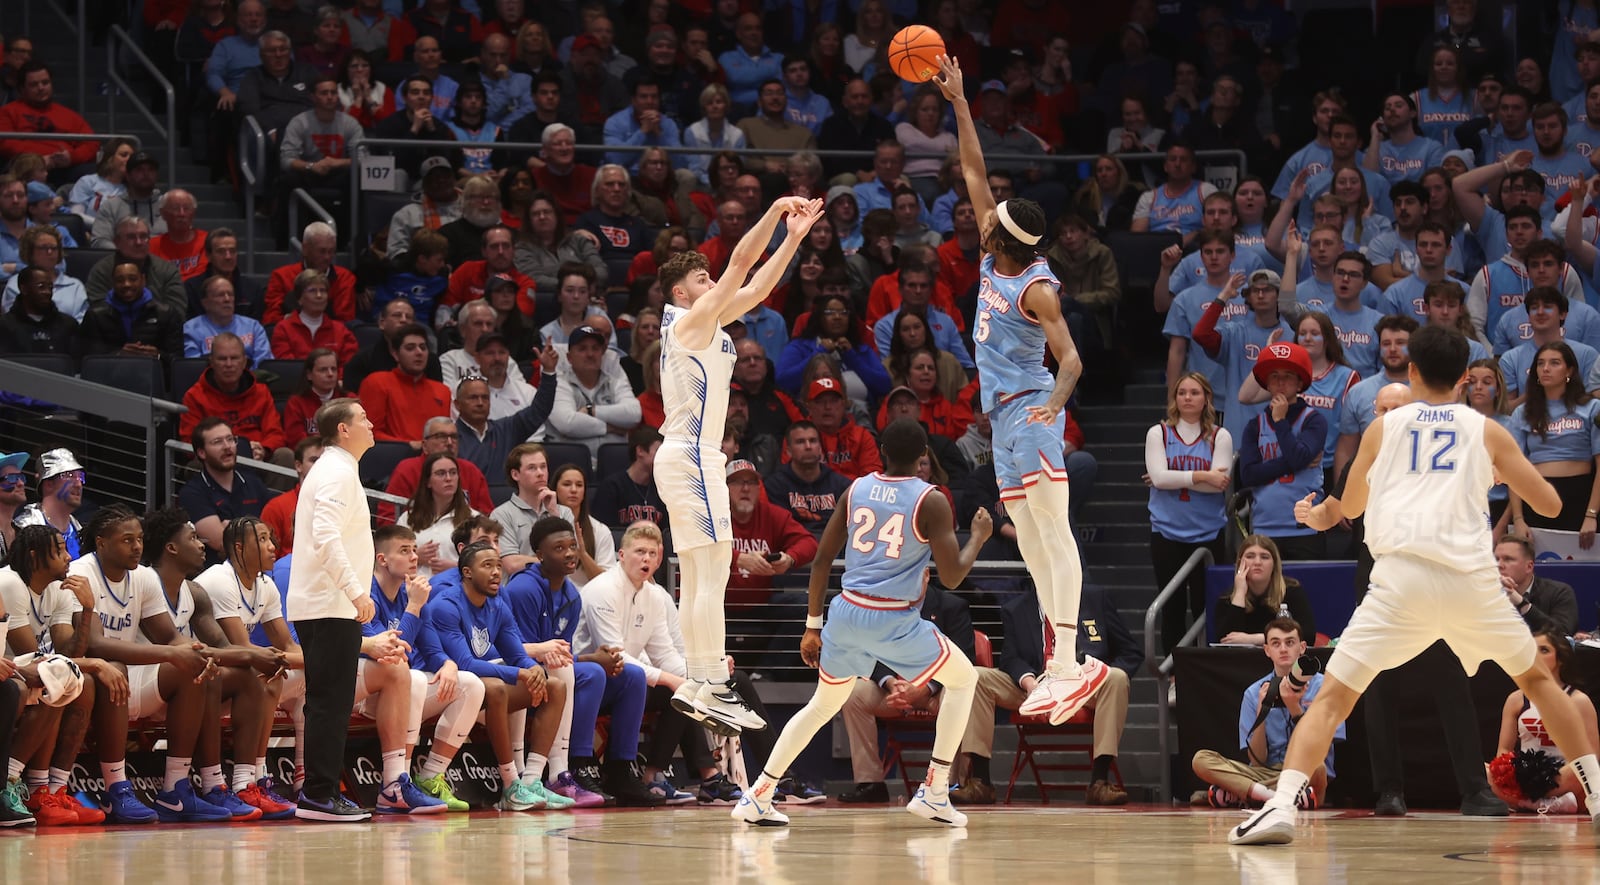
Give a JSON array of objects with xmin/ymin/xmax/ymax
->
[{"xmin": 888, "ymin": 25, "xmax": 945, "ymax": 83}]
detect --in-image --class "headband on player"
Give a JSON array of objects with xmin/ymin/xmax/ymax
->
[{"xmin": 996, "ymin": 200, "xmax": 1040, "ymax": 246}]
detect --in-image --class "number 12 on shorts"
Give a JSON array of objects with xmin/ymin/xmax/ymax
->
[{"xmin": 1407, "ymin": 428, "xmax": 1457, "ymax": 473}]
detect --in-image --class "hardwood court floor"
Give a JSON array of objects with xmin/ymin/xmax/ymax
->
[{"xmin": 0, "ymin": 805, "xmax": 1594, "ymax": 884}]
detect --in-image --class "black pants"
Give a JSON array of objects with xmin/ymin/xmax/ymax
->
[
  {"xmin": 641, "ymin": 671, "xmax": 775, "ymax": 775},
  {"xmin": 293, "ymin": 617, "xmax": 364, "ymax": 802},
  {"xmin": 1269, "ymin": 532, "xmax": 1326, "ymax": 562},
  {"xmin": 1152, "ymin": 531, "xmax": 1226, "ymax": 657},
  {"xmin": 0, "ymin": 677, "xmax": 21, "ymax": 769}
]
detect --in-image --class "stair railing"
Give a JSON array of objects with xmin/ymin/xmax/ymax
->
[
  {"xmin": 1142, "ymin": 545, "xmax": 1215, "ymax": 804},
  {"xmin": 105, "ymin": 25, "xmax": 177, "ymax": 180}
]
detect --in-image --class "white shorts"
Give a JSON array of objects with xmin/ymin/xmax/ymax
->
[
  {"xmin": 654, "ymin": 442, "xmax": 731, "ymax": 550},
  {"xmin": 127, "ymin": 664, "xmax": 165, "ymax": 721},
  {"xmin": 274, "ymin": 668, "xmax": 306, "ymax": 706},
  {"xmin": 1326, "ymin": 553, "xmax": 1538, "ymax": 692},
  {"xmin": 353, "ymin": 658, "xmax": 403, "ymax": 717}
]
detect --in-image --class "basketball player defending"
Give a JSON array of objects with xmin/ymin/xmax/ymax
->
[
  {"xmin": 934, "ymin": 56, "xmax": 1108, "ymax": 723},
  {"xmin": 655, "ymin": 196, "xmax": 825, "ymax": 735},
  {"xmin": 1231, "ymin": 325, "xmax": 1600, "ymax": 845},
  {"xmin": 733, "ymin": 419, "xmax": 991, "ymax": 827}
]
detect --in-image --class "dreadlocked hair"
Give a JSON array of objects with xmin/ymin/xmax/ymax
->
[
  {"xmin": 223, "ymin": 515, "xmax": 267, "ymax": 573},
  {"xmin": 9, "ymin": 524, "xmax": 62, "ymax": 585},
  {"xmin": 84, "ymin": 504, "xmax": 139, "ymax": 554}
]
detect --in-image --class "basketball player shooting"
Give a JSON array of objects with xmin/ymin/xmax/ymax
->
[
  {"xmin": 654, "ymin": 196, "xmax": 826, "ymax": 736},
  {"xmin": 1230, "ymin": 325, "xmax": 1600, "ymax": 846},
  {"xmin": 933, "ymin": 55, "xmax": 1109, "ymax": 723}
]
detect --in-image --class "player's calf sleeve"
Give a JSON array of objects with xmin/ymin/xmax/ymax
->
[
  {"xmin": 1007, "ymin": 500, "xmax": 1054, "ymax": 625},
  {"xmin": 928, "ymin": 651, "xmax": 976, "ymax": 765},
  {"xmin": 1022, "ymin": 480, "xmax": 1084, "ymax": 658},
  {"xmin": 552, "ymin": 664, "xmax": 581, "ymax": 769},
  {"xmin": 757, "ymin": 676, "xmax": 855, "ymax": 782},
  {"xmin": 434, "ymin": 672, "xmax": 485, "ymax": 748},
  {"xmin": 406, "ymin": 670, "xmax": 426, "ymax": 747}
]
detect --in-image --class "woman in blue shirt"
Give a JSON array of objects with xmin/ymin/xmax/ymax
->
[
  {"xmin": 1509, "ymin": 342, "xmax": 1600, "ymax": 544},
  {"xmin": 1464, "ymin": 357, "xmax": 1515, "ymax": 539}
]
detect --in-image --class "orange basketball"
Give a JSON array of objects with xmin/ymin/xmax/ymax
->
[{"xmin": 888, "ymin": 25, "xmax": 945, "ymax": 83}]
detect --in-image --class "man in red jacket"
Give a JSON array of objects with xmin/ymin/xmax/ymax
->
[
  {"xmin": 179, "ymin": 333, "xmax": 294, "ymax": 472},
  {"xmin": 0, "ymin": 61, "xmax": 98, "ymax": 184},
  {"xmin": 726, "ymin": 457, "xmax": 819, "ymax": 674},
  {"xmin": 262, "ymin": 221, "xmax": 357, "ymax": 323},
  {"xmin": 377, "ymin": 416, "xmax": 495, "ymax": 525},
  {"xmin": 781, "ymin": 377, "xmax": 882, "ymax": 479},
  {"xmin": 357, "ymin": 322, "xmax": 452, "ymax": 448},
  {"xmin": 937, "ymin": 197, "xmax": 981, "ymax": 306},
  {"xmin": 443, "ymin": 226, "xmax": 537, "ymax": 319}
]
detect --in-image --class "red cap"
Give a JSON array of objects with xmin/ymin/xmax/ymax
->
[
  {"xmin": 1251, "ymin": 341, "xmax": 1312, "ymax": 389},
  {"xmin": 571, "ymin": 33, "xmax": 601, "ymax": 54},
  {"xmin": 806, "ymin": 377, "xmax": 844, "ymax": 400}
]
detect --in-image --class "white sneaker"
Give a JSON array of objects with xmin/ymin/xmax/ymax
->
[
  {"xmin": 1035, "ymin": 656, "xmax": 1110, "ymax": 725},
  {"xmin": 1018, "ymin": 663, "xmax": 1064, "ymax": 717},
  {"xmin": 907, "ymin": 785, "xmax": 967, "ymax": 827},
  {"xmin": 1537, "ymin": 792, "xmax": 1579, "ymax": 814},
  {"xmin": 731, "ymin": 784, "xmax": 788, "ymax": 827},
  {"xmin": 695, "ymin": 680, "xmax": 766, "ymax": 734},
  {"xmin": 1228, "ymin": 804, "xmax": 1297, "ymax": 845}
]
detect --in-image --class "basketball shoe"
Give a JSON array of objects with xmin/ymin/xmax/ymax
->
[
  {"xmin": 153, "ymin": 779, "xmax": 234, "ymax": 823},
  {"xmin": 376, "ymin": 774, "xmax": 448, "ymax": 815},
  {"xmin": 907, "ymin": 784, "xmax": 967, "ymax": 827},
  {"xmin": 674, "ymin": 680, "xmax": 764, "ymax": 735},
  {"xmin": 414, "ymin": 773, "xmax": 470, "ymax": 812},
  {"xmin": 104, "ymin": 781, "xmax": 158, "ymax": 824},
  {"xmin": 234, "ymin": 782, "xmax": 296, "ymax": 819},
  {"xmin": 731, "ymin": 780, "xmax": 788, "ymax": 827},
  {"xmin": 1019, "ymin": 656, "xmax": 1110, "ymax": 726},
  {"xmin": 201, "ymin": 785, "xmax": 267, "ymax": 821},
  {"xmin": 1228, "ymin": 804, "xmax": 1297, "ymax": 845}
]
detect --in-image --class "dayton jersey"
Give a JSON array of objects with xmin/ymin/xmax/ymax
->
[
  {"xmin": 841, "ymin": 473, "xmax": 936, "ymax": 602},
  {"xmin": 973, "ymin": 254, "xmax": 1057, "ymax": 412},
  {"xmin": 659, "ymin": 303, "xmax": 735, "ymax": 450},
  {"xmin": 1364, "ymin": 402, "xmax": 1494, "ymax": 569},
  {"xmin": 68, "ymin": 556, "xmax": 165, "ymax": 642},
  {"xmin": 0, "ymin": 566, "xmax": 79, "ymax": 656}
]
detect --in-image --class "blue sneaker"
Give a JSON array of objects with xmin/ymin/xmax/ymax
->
[
  {"xmin": 646, "ymin": 775, "xmax": 696, "ymax": 805},
  {"xmin": 376, "ymin": 774, "xmax": 448, "ymax": 815},
  {"xmin": 775, "ymin": 776, "xmax": 826, "ymax": 805},
  {"xmin": 153, "ymin": 780, "xmax": 234, "ymax": 823},
  {"xmin": 203, "ymin": 785, "xmax": 267, "ymax": 821},
  {"xmin": 104, "ymin": 781, "xmax": 159, "ymax": 824}
]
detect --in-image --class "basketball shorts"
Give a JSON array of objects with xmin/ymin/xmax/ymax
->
[
  {"xmin": 991, "ymin": 390, "xmax": 1067, "ymax": 502},
  {"xmin": 127, "ymin": 663, "xmax": 166, "ymax": 721},
  {"xmin": 1326, "ymin": 552, "xmax": 1538, "ymax": 692},
  {"xmin": 818, "ymin": 593, "xmax": 955, "ymax": 686},
  {"xmin": 353, "ymin": 658, "xmax": 390, "ymax": 717},
  {"xmin": 654, "ymin": 442, "xmax": 730, "ymax": 550}
]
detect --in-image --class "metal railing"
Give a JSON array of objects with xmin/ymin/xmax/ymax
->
[
  {"xmin": 162, "ymin": 440, "xmax": 408, "ymax": 513},
  {"xmin": 21, "ymin": 0, "xmax": 87, "ymax": 111},
  {"xmin": 240, "ymin": 116, "xmax": 267, "ymax": 274},
  {"xmin": 1142, "ymin": 545, "xmax": 1216, "ymax": 804},
  {"xmin": 0, "ymin": 131, "xmax": 141, "ymax": 153},
  {"xmin": 105, "ymin": 25, "xmax": 177, "ymax": 181},
  {"xmin": 287, "ymin": 188, "xmax": 336, "ymax": 256}
]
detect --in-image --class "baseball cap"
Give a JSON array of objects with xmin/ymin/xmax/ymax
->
[
  {"xmin": 25, "ymin": 181, "xmax": 54, "ymax": 204},
  {"xmin": 126, "ymin": 150, "xmax": 159, "ymax": 170},
  {"xmin": 1442, "ymin": 148, "xmax": 1476, "ymax": 170},
  {"xmin": 886, "ymin": 384, "xmax": 917, "ymax": 403},
  {"xmin": 1248, "ymin": 269, "xmax": 1282, "ymax": 290},
  {"xmin": 485, "ymin": 273, "xmax": 518, "ymax": 293},
  {"xmin": 420, "ymin": 156, "xmax": 455, "ymax": 178},
  {"xmin": 38, "ymin": 448, "xmax": 83, "ymax": 481},
  {"xmin": 726, "ymin": 459, "xmax": 760, "ymax": 480},
  {"xmin": 568, "ymin": 325, "xmax": 607, "ymax": 348},
  {"xmin": 0, "ymin": 451, "xmax": 28, "ymax": 473},
  {"xmin": 475, "ymin": 331, "xmax": 510, "ymax": 353},
  {"xmin": 978, "ymin": 80, "xmax": 1008, "ymax": 96},
  {"xmin": 826, "ymin": 184, "xmax": 856, "ymax": 208},
  {"xmin": 806, "ymin": 377, "xmax": 844, "ymax": 400},
  {"xmin": 571, "ymin": 33, "xmax": 601, "ymax": 54},
  {"xmin": 1251, "ymin": 341, "xmax": 1312, "ymax": 389}
]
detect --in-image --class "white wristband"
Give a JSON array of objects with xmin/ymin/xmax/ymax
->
[{"xmin": 805, "ymin": 615, "xmax": 824, "ymax": 630}]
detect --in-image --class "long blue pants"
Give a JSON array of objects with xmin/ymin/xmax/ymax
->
[{"xmin": 570, "ymin": 661, "xmax": 647, "ymax": 760}]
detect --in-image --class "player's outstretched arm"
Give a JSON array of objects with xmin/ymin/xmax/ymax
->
[
  {"xmin": 1330, "ymin": 418, "xmax": 1385, "ymax": 520},
  {"xmin": 922, "ymin": 491, "xmax": 992, "ymax": 588},
  {"xmin": 932, "ymin": 55, "xmax": 996, "ymax": 225},
  {"xmin": 1485, "ymin": 419, "xmax": 1563, "ymax": 517},
  {"xmin": 720, "ymin": 197, "xmax": 800, "ymax": 292},
  {"xmin": 723, "ymin": 198, "xmax": 826, "ymax": 322},
  {"xmin": 1022, "ymin": 281, "xmax": 1084, "ymax": 425}
]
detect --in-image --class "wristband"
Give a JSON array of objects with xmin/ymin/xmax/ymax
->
[
  {"xmin": 805, "ymin": 615, "xmax": 824, "ymax": 630},
  {"xmin": 1587, "ymin": 509, "xmax": 1597, "ymax": 518}
]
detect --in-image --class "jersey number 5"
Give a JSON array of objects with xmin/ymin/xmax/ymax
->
[
  {"xmin": 974, "ymin": 310, "xmax": 991, "ymax": 343},
  {"xmin": 1406, "ymin": 428, "xmax": 1457, "ymax": 474},
  {"xmin": 850, "ymin": 507, "xmax": 906, "ymax": 559}
]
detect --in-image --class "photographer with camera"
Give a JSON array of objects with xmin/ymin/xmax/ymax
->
[{"xmin": 1191, "ymin": 618, "xmax": 1343, "ymax": 809}]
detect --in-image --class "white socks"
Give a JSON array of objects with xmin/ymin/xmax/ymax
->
[
  {"xmin": 522, "ymin": 752, "xmax": 547, "ymax": 785},
  {"xmin": 101, "ymin": 759, "xmax": 127, "ymax": 786},
  {"xmin": 1267, "ymin": 769, "xmax": 1309, "ymax": 810},
  {"xmin": 419, "ymin": 751, "xmax": 451, "ymax": 781},
  {"xmin": 164, "ymin": 757, "xmax": 191, "ymax": 792},
  {"xmin": 199, "ymin": 764, "xmax": 225, "ymax": 791},
  {"xmin": 382, "ymin": 748, "xmax": 406, "ymax": 785},
  {"xmin": 231, "ymin": 763, "xmax": 256, "ymax": 792}
]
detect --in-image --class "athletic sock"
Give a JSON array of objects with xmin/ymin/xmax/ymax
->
[
  {"xmin": 1090, "ymin": 755, "xmax": 1112, "ymax": 783},
  {"xmin": 231, "ymin": 763, "xmax": 256, "ymax": 792},
  {"xmin": 7, "ymin": 758, "xmax": 23, "ymax": 780},
  {"xmin": 1265, "ymin": 769, "xmax": 1309, "ymax": 810},
  {"xmin": 418, "ymin": 751, "xmax": 451, "ymax": 781},
  {"xmin": 1053, "ymin": 625, "xmax": 1078, "ymax": 666},
  {"xmin": 164, "ymin": 757, "xmax": 192, "ymax": 792},
  {"xmin": 101, "ymin": 759, "xmax": 127, "ymax": 786},
  {"xmin": 382, "ymin": 749, "xmax": 406, "ymax": 786},
  {"xmin": 199, "ymin": 764, "xmax": 225, "ymax": 791},
  {"xmin": 521, "ymin": 753, "xmax": 547, "ymax": 785},
  {"xmin": 47, "ymin": 767, "xmax": 70, "ymax": 790},
  {"xmin": 1573, "ymin": 753, "xmax": 1600, "ymax": 809},
  {"xmin": 25, "ymin": 769, "xmax": 48, "ymax": 791},
  {"xmin": 748, "ymin": 772, "xmax": 780, "ymax": 804},
  {"xmin": 1247, "ymin": 783, "xmax": 1276, "ymax": 803},
  {"xmin": 924, "ymin": 758, "xmax": 952, "ymax": 794},
  {"xmin": 970, "ymin": 755, "xmax": 991, "ymax": 784},
  {"xmin": 498, "ymin": 762, "xmax": 519, "ymax": 791}
]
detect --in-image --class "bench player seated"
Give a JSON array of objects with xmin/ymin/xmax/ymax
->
[
  {"xmin": 141, "ymin": 508, "xmax": 290, "ymax": 820},
  {"xmin": 66, "ymin": 506, "xmax": 240, "ymax": 824},
  {"xmin": 503, "ymin": 517, "xmax": 661, "ymax": 807},
  {"xmin": 421, "ymin": 542, "xmax": 572, "ymax": 811},
  {"xmin": 426, "ymin": 515, "xmax": 504, "ymax": 598},
  {"xmin": 1, "ymin": 525, "xmax": 104, "ymax": 826},
  {"xmin": 369, "ymin": 525, "xmax": 486, "ymax": 812},
  {"xmin": 195, "ymin": 516, "xmax": 308, "ymax": 800}
]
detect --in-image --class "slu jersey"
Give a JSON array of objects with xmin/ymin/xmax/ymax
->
[
  {"xmin": 195, "ymin": 562, "xmax": 284, "ymax": 635},
  {"xmin": 1247, "ymin": 407, "xmax": 1324, "ymax": 537},
  {"xmin": 841, "ymin": 473, "xmax": 936, "ymax": 600},
  {"xmin": 68, "ymin": 556, "xmax": 164, "ymax": 642},
  {"xmin": 1372, "ymin": 137, "xmax": 1445, "ymax": 184},
  {"xmin": 1301, "ymin": 363, "xmax": 1360, "ymax": 467},
  {"xmin": 0, "ymin": 566, "xmax": 79, "ymax": 656},
  {"xmin": 366, "ymin": 579, "xmax": 428, "ymax": 669},
  {"xmin": 1146, "ymin": 181, "xmax": 1208, "ymax": 235},
  {"xmin": 501, "ymin": 566, "xmax": 583, "ymax": 644},
  {"xmin": 150, "ymin": 582, "xmax": 195, "ymax": 641},
  {"xmin": 1212, "ymin": 317, "xmax": 1293, "ymax": 447},
  {"xmin": 659, "ymin": 303, "xmax": 735, "ymax": 449},
  {"xmin": 1412, "ymin": 88, "xmax": 1472, "ymax": 147},
  {"xmin": 1148, "ymin": 426, "xmax": 1228, "ymax": 543},
  {"xmin": 1365, "ymin": 403, "xmax": 1494, "ymax": 569},
  {"xmin": 1509, "ymin": 398, "xmax": 1600, "ymax": 464},
  {"xmin": 974, "ymin": 254, "xmax": 1058, "ymax": 412}
]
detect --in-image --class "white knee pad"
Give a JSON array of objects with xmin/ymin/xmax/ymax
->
[{"xmin": 434, "ymin": 671, "xmax": 486, "ymax": 748}]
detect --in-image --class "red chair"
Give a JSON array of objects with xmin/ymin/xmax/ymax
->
[
  {"xmin": 1004, "ymin": 707, "xmax": 1124, "ymax": 804},
  {"xmin": 878, "ymin": 631, "xmax": 993, "ymax": 795}
]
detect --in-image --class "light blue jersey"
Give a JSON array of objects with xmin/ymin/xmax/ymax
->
[
  {"xmin": 1244, "ymin": 407, "xmax": 1324, "ymax": 537},
  {"xmin": 1165, "ymin": 281, "xmax": 1247, "ymax": 394},
  {"xmin": 1533, "ymin": 151, "xmax": 1592, "ymax": 218},
  {"xmin": 1412, "ymin": 88, "xmax": 1472, "ymax": 147},
  {"xmin": 1381, "ymin": 274, "xmax": 1465, "ymax": 323},
  {"xmin": 1339, "ymin": 372, "xmax": 1409, "ymax": 436},
  {"xmin": 1499, "ymin": 339, "xmax": 1600, "ymax": 398},
  {"xmin": 1148, "ymin": 425, "xmax": 1228, "ymax": 543},
  {"xmin": 1365, "ymin": 230, "xmax": 1466, "ymax": 278},
  {"xmin": 1297, "ymin": 167, "xmax": 1393, "ymax": 232},
  {"xmin": 1483, "ymin": 127, "xmax": 1537, "ymax": 165},
  {"xmin": 1567, "ymin": 120, "xmax": 1600, "ymax": 158},
  {"xmin": 1272, "ymin": 141, "xmax": 1334, "ymax": 199},
  {"xmin": 1553, "ymin": 6, "xmax": 1600, "ymax": 101},
  {"xmin": 841, "ymin": 473, "xmax": 936, "ymax": 601},
  {"xmin": 1146, "ymin": 181, "xmax": 1209, "ymax": 235},
  {"xmin": 1494, "ymin": 300, "xmax": 1600, "ymax": 354},
  {"xmin": 1296, "ymin": 274, "xmax": 1383, "ymax": 311},
  {"xmin": 1211, "ymin": 316, "xmax": 1293, "ymax": 445},
  {"xmin": 1300, "ymin": 363, "xmax": 1360, "ymax": 467},
  {"xmin": 1172, "ymin": 247, "xmax": 1266, "ymax": 294},
  {"xmin": 1372, "ymin": 137, "xmax": 1445, "ymax": 184},
  {"xmin": 1510, "ymin": 398, "xmax": 1600, "ymax": 464},
  {"xmin": 974, "ymin": 253, "xmax": 1057, "ymax": 412},
  {"xmin": 1324, "ymin": 303, "xmax": 1385, "ymax": 379}
]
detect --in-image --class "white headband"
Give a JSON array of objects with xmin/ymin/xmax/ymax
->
[{"xmin": 995, "ymin": 200, "xmax": 1041, "ymax": 246}]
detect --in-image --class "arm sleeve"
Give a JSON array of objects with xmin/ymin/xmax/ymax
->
[
  {"xmin": 493, "ymin": 616, "xmax": 536, "ymax": 673},
  {"xmin": 1236, "ymin": 419, "xmax": 1270, "ymax": 486},
  {"xmin": 546, "ymin": 382, "xmax": 604, "ymax": 437},
  {"xmin": 774, "ymin": 339, "xmax": 817, "ymax": 392},
  {"xmin": 205, "ymin": 43, "xmax": 229, "ymax": 94},
  {"xmin": 1191, "ymin": 297, "xmax": 1226, "ymax": 356},
  {"xmin": 1526, "ymin": 582, "xmax": 1580, "ymax": 635},
  {"xmin": 429, "ymin": 604, "xmax": 518, "ymax": 683},
  {"xmin": 1132, "ymin": 191, "xmax": 1155, "ymax": 221},
  {"xmin": 778, "ymin": 511, "xmax": 819, "ymax": 567},
  {"xmin": 1145, "ymin": 424, "xmax": 1196, "ymax": 490}
]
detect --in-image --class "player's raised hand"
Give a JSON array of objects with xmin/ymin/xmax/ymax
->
[
  {"xmin": 784, "ymin": 198, "xmax": 825, "ymax": 235},
  {"xmin": 1293, "ymin": 493, "xmax": 1318, "ymax": 527},
  {"xmin": 933, "ymin": 55, "xmax": 963, "ymax": 102},
  {"xmin": 969, "ymin": 507, "xmax": 993, "ymax": 541}
]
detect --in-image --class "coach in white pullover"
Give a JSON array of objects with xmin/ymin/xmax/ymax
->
[{"xmin": 287, "ymin": 398, "xmax": 384, "ymax": 822}]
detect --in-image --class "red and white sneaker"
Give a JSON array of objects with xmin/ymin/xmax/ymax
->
[
  {"xmin": 1021, "ymin": 656, "xmax": 1109, "ymax": 726},
  {"xmin": 1295, "ymin": 784, "xmax": 1319, "ymax": 811},
  {"xmin": 54, "ymin": 787, "xmax": 107, "ymax": 824},
  {"xmin": 24, "ymin": 787, "xmax": 78, "ymax": 826},
  {"xmin": 236, "ymin": 782, "xmax": 296, "ymax": 820}
]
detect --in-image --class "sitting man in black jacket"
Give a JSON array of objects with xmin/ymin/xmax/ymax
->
[
  {"xmin": 950, "ymin": 584, "xmax": 1142, "ymax": 807},
  {"xmin": 0, "ymin": 265, "xmax": 78, "ymax": 355},
  {"xmin": 80, "ymin": 260, "xmax": 184, "ymax": 361}
]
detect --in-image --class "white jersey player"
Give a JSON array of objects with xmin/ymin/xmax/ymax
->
[
  {"xmin": 654, "ymin": 195, "xmax": 825, "ymax": 734},
  {"xmin": 1231, "ymin": 324, "xmax": 1600, "ymax": 846}
]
